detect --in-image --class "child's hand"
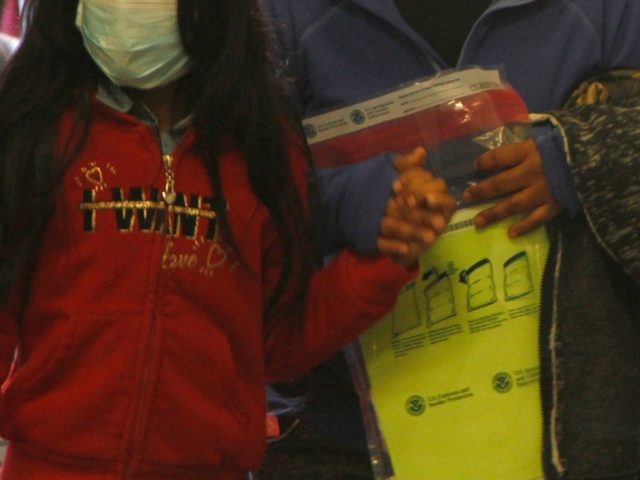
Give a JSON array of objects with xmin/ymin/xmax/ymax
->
[
  {"xmin": 462, "ymin": 139, "xmax": 563, "ymax": 237},
  {"xmin": 377, "ymin": 147, "xmax": 456, "ymax": 268}
]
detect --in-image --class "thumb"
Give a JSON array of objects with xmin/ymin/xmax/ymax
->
[{"xmin": 393, "ymin": 146, "xmax": 427, "ymax": 173}]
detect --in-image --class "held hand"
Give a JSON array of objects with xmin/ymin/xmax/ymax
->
[
  {"xmin": 393, "ymin": 145, "xmax": 427, "ymax": 172},
  {"xmin": 377, "ymin": 147, "xmax": 456, "ymax": 268},
  {"xmin": 462, "ymin": 139, "xmax": 563, "ymax": 237}
]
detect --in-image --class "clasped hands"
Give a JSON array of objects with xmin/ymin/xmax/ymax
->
[{"xmin": 379, "ymin": 139, "xmax": 563, "ymax": 268}]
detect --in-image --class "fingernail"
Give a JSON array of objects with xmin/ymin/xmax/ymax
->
[
  {"xmin": 393, "ymin": 179, "xmax": 402, "ymax": 193},
  {"xmin": 425, "ymin": 193, "xmax": 436, "ymax": 208},
  {"xmin": 474, "ymin": 216, "xmax": 486, "ymax": 228},
  {"xmin": 420, "ymin": 229, "xmax": 435, "ymax": 243}
]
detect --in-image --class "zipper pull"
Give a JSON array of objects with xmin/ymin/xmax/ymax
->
[{"xmin": 162, "ymin": 154, "xmax": 177, "ymax": 205}]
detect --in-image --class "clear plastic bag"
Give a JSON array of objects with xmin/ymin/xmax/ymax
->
[
  {"xmin": 305, "ymin": 68, "xmax": 546, "ymax": 480},
  {"xmin": 303, "ymin": 67, "xmax": 530, "ymax": 201}
]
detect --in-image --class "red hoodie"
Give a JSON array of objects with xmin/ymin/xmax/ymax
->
[{"xmin": 0, "ymin": 100, "xmax": 415, "ymax": 479}]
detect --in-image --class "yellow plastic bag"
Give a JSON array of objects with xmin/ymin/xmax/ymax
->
[{"xmin": 358, "ymin": 204, "xmax": 548, "ymax": 480}]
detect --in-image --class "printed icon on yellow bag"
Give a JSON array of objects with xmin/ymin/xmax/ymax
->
[
  {"xmin": 459, "ymin": 258, "xmax": 497, "ymax": 311},
  {"xmin": 492, "ymin": 372, "xmax": 513, "ymax": 393},
  {"xmin": 422, "ymin": 267, "xmax": 457, "ymax": 327},
  {"xmin": 405, "ymin": 395, "xmax": 427, "ymax": 416},
  {"xmin": 503, "ymin": 251, "xmax": 534, "ymax": 300},
  {"xmin": 392, "ymin": 282, "xmax": 423, "ymax": 337}
]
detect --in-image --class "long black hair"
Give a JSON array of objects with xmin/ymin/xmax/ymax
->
[{"xmin": 0, "ymin": 0, "xmax": 313, "ymax": 323}]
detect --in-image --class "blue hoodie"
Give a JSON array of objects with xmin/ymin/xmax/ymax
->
[
  {"xmin": 260, "ymin": 0, "xmax": 640, "ymax": 255},
  {"xmin": 258, "ymin": 1, "xmax": 640, "ymax": 477}
]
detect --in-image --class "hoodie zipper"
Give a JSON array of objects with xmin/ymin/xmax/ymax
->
[
  {"xmin": 124, "ymin": 323, "xmax": 157, "ymax": 480},
  {"xmin": 162, "ymin": 154, "xmax": 177, "ymax": 205},
  {"xmin": 124, "ymin": 136, "xmax": 180, "ymax": 479}
]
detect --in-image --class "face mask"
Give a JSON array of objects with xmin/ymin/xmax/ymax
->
[{"xmin": 75, "ymin": 0, "xmax": 190, "ymax": 89}]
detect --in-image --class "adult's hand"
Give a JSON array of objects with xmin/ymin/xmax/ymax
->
[{"xmin": 462, "ymin": 139, "xmax": 563, "ymax": 237}]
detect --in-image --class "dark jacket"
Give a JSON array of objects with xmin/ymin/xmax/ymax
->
[{"xmin": 537, "ymin": 70, "xmax": 640, "ymax": 479}]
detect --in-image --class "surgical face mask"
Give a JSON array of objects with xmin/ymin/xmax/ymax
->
[{"xmin": 75, "ymin": 0, "xmax": 190, "ymax": 89}]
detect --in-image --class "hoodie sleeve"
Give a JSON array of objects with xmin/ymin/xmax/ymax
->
[
  {"xmin": 260, "ymin": 0, "xmax": 400, "ymax": 257},
  {"xmin": 261, "ymin": 143, "xmax": 416, "ymax": 381},
  {"xmin": 263, "ymin": 249, "xmax": 415, "ymax": 382},
  {"xmin": 314, "ymin": 155, "xmax": 399, "ymax": 256}
]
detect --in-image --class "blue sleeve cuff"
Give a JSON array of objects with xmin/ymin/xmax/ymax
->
[
  {"xmin": 315, "ymin": 154, "xmax": 398, "ymax": 256},
  {"xmin": 532, "ymin": 123, "xmax": 582, "ymax": 216}
]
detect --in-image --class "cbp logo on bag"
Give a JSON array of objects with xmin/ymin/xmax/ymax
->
[
  {"xmin": 303, "ymin": 123, "xmax": 318, "ymax": 139},
  {"xmin": 405, "ymin": 395, "xmax": 426, "ymax": 416},
  {"xmin": 492, "ymin": 372, "xmax": 513, "ymax": 393},
  {"xmin": 350, "ymin": 109, "xmax": 366, "ymax": 125}
]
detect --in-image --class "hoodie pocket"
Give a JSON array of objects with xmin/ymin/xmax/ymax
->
[
  {"xmin": 1, "ymin": 311, "xmax": 144, "ymax": 460},
  {"xmin": 139, "ymin": 316, "xmax": 258, "ymax": 469},
  {"xmin": 3, "ymin": 312, "xmax": 81, "ymax": 397}
]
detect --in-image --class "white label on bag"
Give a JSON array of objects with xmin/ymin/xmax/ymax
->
[{"xmin": 303, "ymin": 68, "xmax": 502, "ymax": 144}]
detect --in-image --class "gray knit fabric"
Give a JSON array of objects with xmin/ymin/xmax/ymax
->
[{"xmin": 551, "ymin": 70, "xmax": 640, "ymax": 283}]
